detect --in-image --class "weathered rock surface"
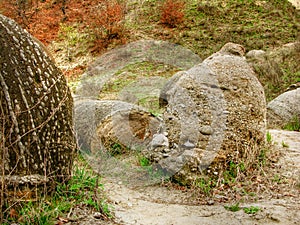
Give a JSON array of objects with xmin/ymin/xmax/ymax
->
[
  {"xmin": 74, "ymin": 99, "xmax": 161, "ymax": 155},
  {"xmin": 0, "ymin": 14, "xmax": 76, "ymax": 192},
  {"xmin": 288, "ymin": 0, "xmax": 300, "ymax": 9},
  {"xmin": 267, "ymin": 88, "xmax": 300, "ymax": 128},
  {"xmin": 154, "ymin": 43, "xmax": 266, "ymax": 183},
  {"xmin": 76, "ymin": 40, "xmax": 201, "ymax": 98},
  {"xmin": 246, "ymin": 42, "xmax": 300, "ymax": 100}
]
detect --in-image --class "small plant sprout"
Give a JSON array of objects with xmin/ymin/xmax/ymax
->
[
  {"xmin": 243, "ymin": 206, "xmax": 260, "ymax": 214},
  {"xmin": 138, "ymin": 155, "xmax": 150, "ymax": 167},
  {"xmin": 281, "ymin": 141, "xmax": 289, "ymax": 148},
  {"xmin": 272, "ymin": 174, "xmax": 283, "ymax": 184},
  {"xmin": 224, "ymin": 203, "xmax": 241, "ymax": 212},
  {"xmin": 194, "ymin": 177, "xmax": 215, "ymax": 195},
  {"xmin": 283, "ymin": 115, "xmax": 300, "ymax": 131},
  {"xmin": 225, "ymin": 204, "xmax": 260, "ymax": 214},
  {"xmin": 266, "ymin": 131, "xmax": 272, "ymax": 143}
]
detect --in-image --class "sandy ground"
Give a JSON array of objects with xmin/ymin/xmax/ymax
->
[{"xmin": 103, "ymin": 129, "xmax": 300, "ymax": 225}]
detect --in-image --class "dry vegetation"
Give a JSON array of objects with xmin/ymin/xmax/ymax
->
[
  {"xmin": 0, "ymin": 0, "xmax": 299, "ymax": 99},
  {"xmin": 0, "ymin": 0, "xmax": 299, "ymax": 224}
]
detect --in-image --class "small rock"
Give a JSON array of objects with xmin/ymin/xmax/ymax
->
[
  {"xmin": 163, "ymin": 148, "xmax": 171, "ymax": 153},
  {"xmin": 200, "ymin": 126, "xmax": 213, "ymax": 135},
  {"xmin": 207, "ymin": 200, "xmax": 215, "ymax": 205},
  {"xmin": 162, "ymin": 153, "xmax": 170, "ymax": 158},
  {"xmin": 182, "ymin": 140, "xmax": 195, "ymax": 149},
  {"xmin": 246, "ymin": 49, "xmax": 266, "ymax": 59},
  {"xmin": 149, "ymin": 133, "xmax": 169, "ymax": 149},
  {"xmin": 93, "ymin": 212, "xmax": 102, "ymax": 219}
]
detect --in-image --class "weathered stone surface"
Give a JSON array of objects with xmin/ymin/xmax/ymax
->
[
  {"xmin": 0, "ymin": 14, "xmax": 76, "ymax": 188},
  {"xmin": 288, "ymin": 0, "xmax": 300, "ymax": 9},
  {"xmin": 267, "ymin": 88, "xmax": 300, "ymax": 128},
  {"xmin": 149, "ymin": 134, "xmax": 169, "ymax": 149},
  {"xmin": 154, "ymin": 43, "xmax": 266, "ymax": 183},
  {"xmin": 246, "ymin": 49, "xmax": 266, "ymax": 59},
  {"xmin": 74, "ymin": 99, "xmax": 161, "ymax": 155},
  {"xmin": 76, "ymin": 40, "xmax": 201, "ymax": 97},
  {"xmin": 246, "ymin": 42, "xmax": 300, "ymax": 100}
]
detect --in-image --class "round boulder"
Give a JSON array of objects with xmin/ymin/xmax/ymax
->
[
  {"xmin": 267, "ymin": 88, "xmax": 300, "ymax": 129},
  {"xmin": 155, "ymin": 43, "xmax": 267, "ymax": 183}
]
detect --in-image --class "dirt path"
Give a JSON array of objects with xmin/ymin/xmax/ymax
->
[{"xmin": 103, "ymin": 130, "xmax": 300, "ymax": 225}]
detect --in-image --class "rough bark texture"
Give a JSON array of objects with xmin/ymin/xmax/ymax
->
[{"xmin": 0, "ymin": 14, "xmax": 76, "ymax": 192}]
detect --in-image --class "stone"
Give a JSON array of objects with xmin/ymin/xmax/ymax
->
[
  {"xmin": 155, "ymin": 43, "xmax": 266, "ymax": 183},
  {"xmin": 288, "ymin": 0, "xmax": 300, "ymax": 9},
  {"xmin": 200, "ymin": 125, "xmax": 214, "ymax": 135},
  {"xmin": 0, "ymin": 14, "xmax": 76, "ymax": 195},
  {"xmin": 267, "ymin": 88, "xmax": 300, "ymax": 128},
  {"xmin": 246, "ymin": 50, "xmax": 266, "ymax": 59},
  {"xmin": 74, "ymin": 99, "xmax": 161, "ymax": 155},
  {"xmin": 246, "ymin": 42, "xmax": 300, "ymax": 100},
  {"xmin": 149, "ymin": 133, "xmax": 169, "ymax": 149}
]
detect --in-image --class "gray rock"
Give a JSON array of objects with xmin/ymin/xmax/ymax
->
[
  {"xmin": 182, "ymin": 140, "xmax": 195, "ymax": 149},
  {"xmin": 246, "ymin": 50, "xmax": 266, "ymax": 59},
  {"xmin": 149, "ymin": 133, "xmax": 169, "ymax": 149},
  {"xmin": 200, "ymin": 126, "xmax": 214, "ymax": 135},
  {"xmin": 267, "ymin": 88, "xmax": 300, "ymax": 128},
  {"xmin": 74, "ymin": 99, "xmax": 161, "ymax": 154},
  {"xmin": 246, "ymin": 42, "xmax": 300, "ymax": 100},
  {"xmin": 156, "ymin": 42, "xmax": 266, "ymax": 183}
]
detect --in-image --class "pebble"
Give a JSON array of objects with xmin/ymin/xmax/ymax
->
[
  {"xmin": 200, "ymin": 125, "xmax": 213, "ymax": 135},
  {"xmin": 93, "ymin": 212, "xmax": 102, "ymax": 219}
]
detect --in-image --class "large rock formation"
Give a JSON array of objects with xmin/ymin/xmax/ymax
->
[
  {"xmin": 0, "ymin": 14, "xmax": 76, "ymax": 198},
  {"xmin": 154, "ymin": 43, "xmax": 266, "ymax": 183},
  {"xmin": 267, "ymin": 88, "xmax": 300, "ymax": 128}
]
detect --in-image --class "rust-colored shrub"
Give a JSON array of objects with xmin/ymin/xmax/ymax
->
[
  {"xmin": 85, "ymin": 0, "xmax": 126, "ymax": 46},
  {"xmin": 160, "ymin": 0, "xmax": 185, "ymax": 28},
  {"xmin": 0, "ymin": 0, "xmax": 66, "ymax": 44}
]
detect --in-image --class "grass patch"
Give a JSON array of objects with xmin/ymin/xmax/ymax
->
[
  {"xmin": 193, "ymin": 177, "xmax": 216, "ymax": 195},
  {"xmin": 243, "ymin": 206, "xmax": 260, "ymax": 214},
  {"xmin": 137, "ymin": 154, "xmax": 151, "ymax": 167},
  {"xmin": 127, "ymin": 0, "xmax": 299, "ymax": 101},
  {"xmin": 3, "ymin": 156, "xmax": 112, "ymax": 224},
  {"xmin": 283, "ymin": 115, "xmax": 300, "ymax": 131},
  {"xmin": 225, "ymin": 203, "xmax": 260, "ymax": 214},
  {"xmin": 132, "ymin": 0, "xmax": 299, "ymax": 58},
  {"xmin": 99, "ymin": 61, "xmax": 179, "ymax": 99},
  {"xmin": 224, "ymin": 202, "xmax": 241, "ymax": 212}
]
